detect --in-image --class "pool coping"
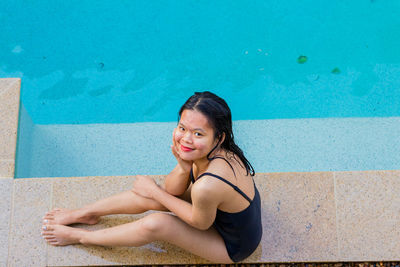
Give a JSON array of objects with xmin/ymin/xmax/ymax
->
[{"xmin": 1, "ymin": 78, "xmax": 400, "ymax": 266}]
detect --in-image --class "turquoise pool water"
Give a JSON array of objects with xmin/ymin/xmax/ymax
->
[
  {"xmin": 2, "ymin": 1, "xmax": 399, "ymax": 177},
  {"xmin": 2, "ymin": 0, "xmax": 400, "ymax": 124}
]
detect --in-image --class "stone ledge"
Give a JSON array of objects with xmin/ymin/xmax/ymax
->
[
  {"xmin": 0, "ymin": 78, "xmax": 20, "ymax": 267},
  {"xmin": 334, "ymin": 170, "xmax": 400, "ymax": 261},
  {"xmin": 0, "ymin": 78, "xmax": 20, "ymax": 175},
  {"xmin": 7, "ymin": 170, "xmax": 400, "ymax": 266},
  {"xmin": 0, "ymin": 178, "xmax": 13, "ymax": 267}
]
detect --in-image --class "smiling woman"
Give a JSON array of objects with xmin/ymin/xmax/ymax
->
[
  {"xmin": 42, "ymin": 91, "xmax": 262, "ymax": 263},
  {"xmin": 175, "ymin": 109, "xmax": 215, "ymax": 160},
  {"xmin": 177, "ymin": 92, "xmax": 255, "ymax": 176}
]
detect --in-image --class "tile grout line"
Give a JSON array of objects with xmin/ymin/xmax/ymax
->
[
  {"xmin": 7, "ymin": 179, "xmax": 16, "ymax": 267},
  {"xmin": 332, "ymin": 172, "xmax": 342, "ymax": 260},
  {"xmin": 46, "ymin": 179, "xmax": 54, "ymax": 266}
]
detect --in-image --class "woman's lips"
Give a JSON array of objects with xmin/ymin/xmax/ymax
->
[{"xmin": 180, "ymin": 144, "xmax": 194, "ymax": 152}]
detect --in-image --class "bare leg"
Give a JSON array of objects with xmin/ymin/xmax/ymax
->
[
  {"xmin": 43, "ymin": 190, "xmax": 168, "ymax": 226},
  {"xmin": 42, "ymin": 213, "xmax": 232, "ymax": 263}
]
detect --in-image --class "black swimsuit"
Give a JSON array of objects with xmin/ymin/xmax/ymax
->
[{"xmin": 190, "ymin": 169, "xmax": 262, "ymax": 262}]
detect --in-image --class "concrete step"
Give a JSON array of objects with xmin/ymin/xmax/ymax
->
[{"xmin": 4, "ymin": 171, "xmax": 400, "ymax": 266}]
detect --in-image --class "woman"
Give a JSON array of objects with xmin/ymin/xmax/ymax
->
[{"xmin": 41, "ymin": 91, "xmax": 262, "ymax": 263}]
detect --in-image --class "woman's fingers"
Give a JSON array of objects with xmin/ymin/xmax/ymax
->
[
  {"xmin": 171, "ymin": 128, "xmax": 181, "ymax": 159},
  {"xmin": 171, "ymin": 127, "xmax": 193, "ymax": 171},
  {"xmin": 171, "ymin": 144, "xmax": 180, "ymax": 158},
  {"xmin": 172, "ymin": 128, "xmax": 177, "ymax": 146},
  {"xmin": 132, "ymin": 175, "xmax": 157, "ymax": 199},
  {"xmin": 171, "ymin": 128, "xmax": 178, "ymax": 157}
]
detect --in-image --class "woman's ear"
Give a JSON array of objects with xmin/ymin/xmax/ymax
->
[{"xmin": 219, "ymin": 132, "xmax": 226, "ymax": 146}]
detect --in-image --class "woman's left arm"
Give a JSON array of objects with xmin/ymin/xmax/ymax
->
[{"xmin": 132, "ymin": 175, "xmax": 219, "ymax": 230}]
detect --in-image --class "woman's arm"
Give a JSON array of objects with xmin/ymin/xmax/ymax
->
[
  {"xmin": 163, "ymin": 165, "xmax": 191, "ymax": 196},
  {"xmin": 163, "ymin": 128, "xmax": 193, "ymax": 196},
  {"xmin": 133, "ymin": 175, "xmax": 220, "ymax": 230}
]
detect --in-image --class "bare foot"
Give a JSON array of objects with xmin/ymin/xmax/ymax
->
[
  {"xmin": 43, "ymin": 208, "xmax": 100, "ymax": 226},
  {"xmin": 41, "ymin": 224, "xmax": 88, "ymax": 246}
]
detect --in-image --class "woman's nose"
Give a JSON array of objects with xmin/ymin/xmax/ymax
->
[{"xmin": 182, "ymin": 131, "xmax": 192, "ymax": 143}]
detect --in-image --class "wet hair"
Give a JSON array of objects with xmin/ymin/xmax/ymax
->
[{"xmin": 178, "ymin": 91, "xmax": 255, "ymax": 176}]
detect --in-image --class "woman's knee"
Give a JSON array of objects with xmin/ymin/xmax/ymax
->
[
  {"xmin": 141, "ymin": 213, "xmax": 171, "ymax": 233},
  {"xmin": 140, "ymin": 213, "xmax": 174, "ymax": 237}
]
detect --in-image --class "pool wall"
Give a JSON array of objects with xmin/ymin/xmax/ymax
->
[
  {"xmin": 1, "ymin": 78, "xmax": 400, "ymax": 265},
  {"xmin": 15, "ymin": 116, "xmax": 400, "ymax": 178}
]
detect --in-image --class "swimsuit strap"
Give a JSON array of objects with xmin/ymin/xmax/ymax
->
[
  {"xmin": 190, "ymin": 168, "xmax": 195, "ymax": 184},
  {"xmin": 210, "ymin": 156, "xmax": 227, "ymax": 161},
  {"xmin": 197, "ymin": 172, "xmax": 252, "ymax": 203}
]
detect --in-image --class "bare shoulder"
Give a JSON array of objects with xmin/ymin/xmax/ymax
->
[
  {"xmin": 191, "ymin": 176, "xmax": 225, "ymax": 206},
  {"xmin": 206, "ymin": 152, "xmax": 255, "ymax": 198},
  {"xmin": 207, "ymin": 152, "xmax": 247, "ymax": 180}
]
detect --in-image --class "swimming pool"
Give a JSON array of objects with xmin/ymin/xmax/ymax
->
[{"xmin": 1, "ymin": 1, "xmax": 399, "ymax": 177}]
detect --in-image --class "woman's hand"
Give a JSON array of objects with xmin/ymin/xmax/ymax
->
[
  {"xmin": 132, "ymin": 175, "xmax": 160, "ymax": 199},
  {"xmin": 171, "ymin": 128, "xmax": 193, "ymax": 173}
]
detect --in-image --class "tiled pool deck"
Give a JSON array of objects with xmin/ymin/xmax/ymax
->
[{"xmin": 1, "ymin": 78, "xmax": 399, "ymax": 266}]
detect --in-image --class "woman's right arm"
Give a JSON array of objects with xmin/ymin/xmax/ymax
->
[
  {"xmin": 164, "ymin": 164, "xmax": 190, "ymax": 196},
  {"xmin": 163, "ymin": 128, "xmax": 193, "ymax": 196},
  {"xmin": 164, "ymin": 164, "xmax": 191, "ymax": 196}
]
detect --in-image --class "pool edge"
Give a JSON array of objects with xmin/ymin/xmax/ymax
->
[
  {"xmin": 6, "ymin": 171, "xmax": 400, "ymax": 266},
  {"xmin": 0, "ymin": 78, "xmax": 20, "ymax": 178},
  {"xmin": 3, "ymin": 78, "xmax": 400, "ymax": 265},
  {"xmin": 0, "ymin": 78, "xmax": 20, "ymax": 267}
]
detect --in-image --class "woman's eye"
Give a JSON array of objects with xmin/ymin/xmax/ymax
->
[
  {"xmin": 179, "ymin": 126, "xmax": 185, "ymax": 131},
  {"xmin": 194, "ymin": 132, "xmax": 202, "ymax": 137}
]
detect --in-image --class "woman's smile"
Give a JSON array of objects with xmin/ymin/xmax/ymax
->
[
  {"xmin": 180, "ymin": 144, "xmax": 194, "ymax": 152},
  {"xmin": 174, "ymin": 109, "xmax": 217, "ymax": 161}
]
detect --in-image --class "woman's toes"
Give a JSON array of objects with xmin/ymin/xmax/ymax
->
[
  {"xmin": 45, "ymin": 208, "xmax": 61, "ymax": 216},
  {"xmin": 44, "ymin": 237, "xmax": 58, "ymax": 245},
  {"xmin": 43, "ymin": 213, "xmax": 58, "ymax": 225},
  {"xmin": 43, "ymin": 214, "xmax": 53, "ymax": 220},
  {"xmin": 42, "ymin": 225, "xmax": 53, "ymax": 231}
]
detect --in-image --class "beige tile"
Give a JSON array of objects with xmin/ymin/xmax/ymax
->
[
  {"xmin": 48, "ymin": 175, "xmax": 208, "ymax": 266},
  {"xmin": 8, "ymin": 178, "xmax": 52, "ymax": 267},
  {"xmin": 0, "ymin": 78, "xmax": 20, "ymax": 160},
  {"xmin": 0, "ymin": 159, "xmax": 14, "ymax": 178},
  {"xmin": 0, "ymin": 178, "xmax": 13, "ymax": 267},
  {"xmin": 6, "ymin": 171, "xmax": 400, "ymax": 265},
  {"xmin": 255, "ymin": 172, "xmax": 338, "ymax": 262},
  {"xmin": 0, "ymin": 78, "xmax": 19, "ymax": 95},
  {"xmin": 51, "ymin": 175, "xmax": 138, "ymax": 210},
  {"xmin": 335, "ymin": 170, "xmax": 400, "ymax": 261}
]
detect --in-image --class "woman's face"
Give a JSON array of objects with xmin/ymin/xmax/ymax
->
[{"xmin": 174, "ymin": 109, "xmax": 218, "ymax": 161}]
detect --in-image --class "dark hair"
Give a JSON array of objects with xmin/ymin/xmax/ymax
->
[{"xmin": 178, "ymin": 91, "xmax": 255, "ymax": 176}]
